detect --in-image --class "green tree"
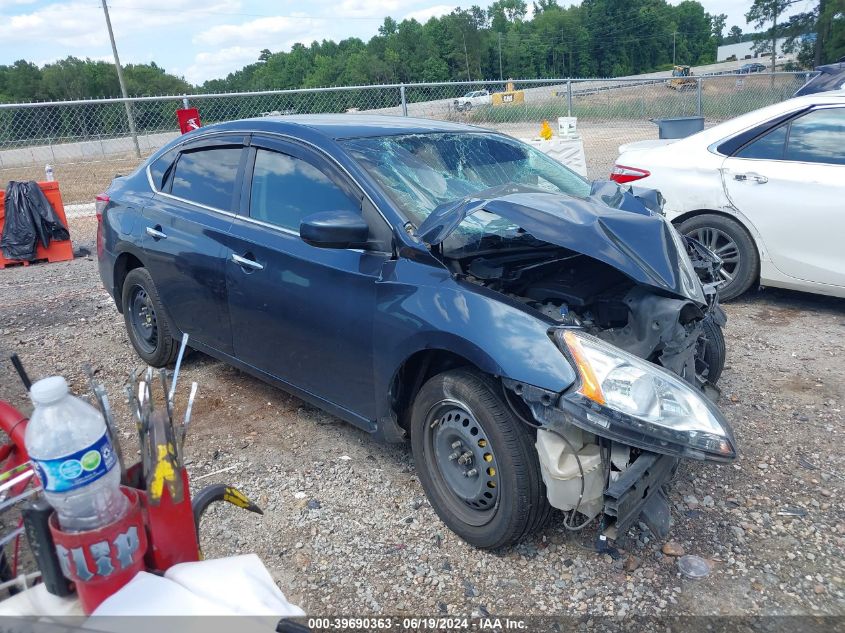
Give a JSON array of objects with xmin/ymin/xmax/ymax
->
[
  {"xmin": 712, "ymin": 13, "xmax": 727, "ymax": 43},
  {"xmin": 726, "ymin": 25, "xmax": 743, "ymax": 44},
  {"xmin": 747, "ymin": 0, "xmax": 796, "ymax": 71}
]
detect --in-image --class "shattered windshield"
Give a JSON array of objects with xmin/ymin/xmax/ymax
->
[{"xmin": 342, "ymin": 132, "xmax": 592, "ymax": 251}]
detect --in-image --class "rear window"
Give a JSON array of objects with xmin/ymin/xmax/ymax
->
[
  {"xmin": 784, "ymin": 107, "xmax": 845, "ymax": 164},
  {"xmin": 734, "ymin": 125, "xmax": 788, "ymax": 160},
  {"xmin": 148, "ymin": 149, "xmax": 177, "ymax": 191},
  {"xmin": 170, "ymin": 147, "xmax": 242, "ymax": 210}
]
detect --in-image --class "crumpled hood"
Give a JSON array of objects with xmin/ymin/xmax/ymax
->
[{"xmin": 417, "ymin": 181, "xmax": 706, "ymax": 304}]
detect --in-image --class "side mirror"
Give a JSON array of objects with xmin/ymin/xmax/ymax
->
[{"xmin": 300, "ymin": 210, "xmax": 369, "ymax": 249}]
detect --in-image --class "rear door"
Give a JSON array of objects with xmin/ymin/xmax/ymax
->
[
  {"xmin": 721, "ymin": 105, "xmax": 845, "ymax": 287},
  {"xmin": 141, "ymin": 135, "xmax": 247, "ymax": 355},
  {"xmin": 225, "ymin": 136, "xmax": 392, "ymax": 419}
]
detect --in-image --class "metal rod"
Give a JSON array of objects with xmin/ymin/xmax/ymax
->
[
  {"xmin": 178, "ymin": 382, "xmax": 198, "ymax": 465},
  {"xmin": 160, "ymin": 368, "xmax": 172, "ymax": 420},
  {"xmin": 83, "ymin": 363, "xmax": 126, "ymax": 481},
  {"xmin": 0, "ymin": 527, "xmax": 25, "ymax": 549},
  {"xmin": 0, "ymin": 470, "xmax": 34, "ymax": 495},
  {"xmin": 696, "ymin": 77, "xmax": 703, "ymax": 117},
  {"xmin": 168, "ymin": 333, "xmax": 189, "ymax": 404},
  {"xmin": 9, "ymin": 354, "xmax": 32, "ymax": 391},
  {"xmin": 0, "ymin": 462, "xmax": 32, "ymax": 485},
  {"xmin": 100, "ymin": 0, "xmax": 140, "ymax": 158},
  {"xmin": 0, "ymin": 487, "xmax": 41, "ymax": 513}
]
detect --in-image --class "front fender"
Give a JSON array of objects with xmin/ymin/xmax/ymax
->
[{"xmin": 373, "ymin": 259, "xmax": 577, "ymax": 420}]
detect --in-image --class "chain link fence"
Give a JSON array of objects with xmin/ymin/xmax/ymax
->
[{"xmin": 0, "ymin": 72, "xmax": 812, "ymax": 204}]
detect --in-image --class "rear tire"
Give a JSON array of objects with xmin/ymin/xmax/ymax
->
[
  {"xmin": 410, "ymin": 368, "xmax": 551, "ymax": 549},
  {"xmin": 121, "ymin": 267, "xmax": 179, "ymax": 367},
  {"xmin": 677, "ymin": 214, "xmax": 758, "ymax": 301}
]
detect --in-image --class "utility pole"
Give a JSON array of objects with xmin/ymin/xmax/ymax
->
[
  {"xmin": 771, "ymin": 9, "xmax": 778, "ymax": 74},
  {"xmin": 462, "ymin": 31, "xmax": 471, "ymax": 82},
  {"xmin": 101, "ymin": 0, "xmax": 140, "ymax": 158},
  {"xmin": 672, "ymin": 31, "xmax": 677, "ymax": 66},
  {"xmin": 498, "ymin": 32, "xmax": 503, "ymax": 81}
]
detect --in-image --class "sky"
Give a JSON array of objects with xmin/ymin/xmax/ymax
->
[{"xmin": 0, "ymin": 0, "xmax": 812, "ymax": 85}]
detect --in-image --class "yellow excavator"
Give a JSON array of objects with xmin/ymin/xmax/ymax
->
[{"xmin": 668, "ymin": 65, "xmax": 696, "ymax": 90}]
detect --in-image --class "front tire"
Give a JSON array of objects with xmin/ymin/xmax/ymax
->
[
  {"xmin": 697, "ymin": 317, "xmax": 726, "ymax": 384},
  {"xmin": 677, "ymin": 214, "xmax": 758, "ymax": 301},
  {"xmin": 410, "ymin": 368, "xmax": 550, "ymax": 549},
  {"xmin": 121, "ymin": 267, "xmax": 179, "ymax": 367}
]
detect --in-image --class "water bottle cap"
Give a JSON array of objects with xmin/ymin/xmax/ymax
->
[{"xmin": 30, "ymin": 376, "xmax": 69, "ymax": 405}]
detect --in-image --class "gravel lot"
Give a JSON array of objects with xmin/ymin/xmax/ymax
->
[{"xmin": 1, "ymin": 214, "xmax": 843, "ymax": 618}]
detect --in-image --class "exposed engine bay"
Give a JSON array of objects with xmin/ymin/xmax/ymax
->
[{"xmin": 450, "ymin": 242, "xmax": 725, "ymax": 388}]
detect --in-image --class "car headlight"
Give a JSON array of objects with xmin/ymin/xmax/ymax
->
[{"xmin": 555, "ymin": 329, "xmax": 736, "ymax": 461}]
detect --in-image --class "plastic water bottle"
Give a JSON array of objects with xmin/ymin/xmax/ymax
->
[
  {"xmin": 45, "ymin": 164, "xmax": 54, "ymax": 182},
  {"xmin": 25, "ymin": 376, "xmax": 127, "ymax": 532}
]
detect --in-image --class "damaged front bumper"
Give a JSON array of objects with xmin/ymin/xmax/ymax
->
[
  {"xmin": 603, "ymin": 451, "xmax": 677, "ymax": 540},
  {"xmin": 506, "ymin": 377, "xmax": 730, "ymax": 539},
  {"xmin": 527, "ymin": 391, "xmax": 679, "ymax": 539}
]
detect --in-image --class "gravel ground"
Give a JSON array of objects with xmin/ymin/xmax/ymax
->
[{"xmin": 1, "ymin": 215, "xmax": 843, "ymax": 618}]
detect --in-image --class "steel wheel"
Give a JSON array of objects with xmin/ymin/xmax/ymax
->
[
  {"xmin": 692, "ymin": 227, "xmax": 740, "ymax": 285},
  {"xmin": 410, "ymin": 369, "xmax": 550, "ymax": 548},
  {"xmin": 128, "ymin": 285, "xmax": 158, "ymax": 355},
  {"xmin": 424, "ymin": 400, "xmax": 499, "ymax": 526}
]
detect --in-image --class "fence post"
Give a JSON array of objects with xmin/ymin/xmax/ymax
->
[
  {"xmin": 400, "ymin": 84, "xmax": 408, "ymax": 116},
  {"xmin": 567, "ymin": 80, "xmax": 573, "ymax": 117},
  {"xmin": 123, "ymin": 99, "xmax": 141, "ymax": 158},
  {"xmin": 696, "ymin": 78, "xmax": 703, "ymax": 117}
]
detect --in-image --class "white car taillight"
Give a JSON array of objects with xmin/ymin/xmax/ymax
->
[
  {"xmin": 95, "ymin": 194, "xmax": 109, "ymax": 221},
  {"xmin": 610, "ymin": 164, "xmax": 650, "ymax": 184}
]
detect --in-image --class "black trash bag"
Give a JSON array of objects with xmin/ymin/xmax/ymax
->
[{"xmin": 1, "ymin": 181, "xmax": 70, "ymax": 261}]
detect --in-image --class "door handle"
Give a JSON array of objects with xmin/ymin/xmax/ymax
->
[
  {"xmin": 145, "ymin": 226, "xmax": 167, "ymax": 240},
  {"xmin": 231, "ymin": 253, "xmax": 264, "ymax": 271},
  {"xmin": 734, "ymin": 173, "xmax": 768, "ymax": 184}
]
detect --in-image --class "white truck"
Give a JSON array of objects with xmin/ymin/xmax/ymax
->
[{"xmin": 453, "ymin": 90, "xmax": 491, "ymax": 111}]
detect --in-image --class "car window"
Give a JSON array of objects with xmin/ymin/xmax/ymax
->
[
  {"xmin": 784, "ymin": 108, "xmax": 845, "ymax": 165},
  {"xmin": 149, "ymin": 149, "xmax": 177, "ymax": 191},
  {"xmin": 735, "ymin": 125, "xmax": 788, "ymax": 160},
  {"xmin": 170, "ymin": 147, "xmax": 242, "ymax": 210},
  {"xmin": 249, "ymin": 148, "xmax": 360, "ymax": 231}
]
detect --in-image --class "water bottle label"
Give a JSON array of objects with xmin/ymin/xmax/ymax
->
[{"xmin": 32, "ymin": 431, "xmax": 117, "ymax": 493}]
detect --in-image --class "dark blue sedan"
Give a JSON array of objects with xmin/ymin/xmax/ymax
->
[{"xmin": 98, "ymin": 115, "xmax": 735, "ymax": 548}]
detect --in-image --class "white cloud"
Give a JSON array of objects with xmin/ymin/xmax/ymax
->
[
  {"xmin": 336, "ymin": 0, "xmax": 404, "ymax": 18},
  {"xmin": 0, "ymin": 0, "xmax": 241, "ymax": 48},
  {"xmin": 403, "ymin": 4, "xmax": 452, "ymax": 23},
  {"xmin": 183, "ymin": 45, "xmax": 262, "ymax": 84},
  {"xmin": 0, "ymin": 0, "xmax": 37, "ymax": 9},
  {"xmin": 194, "ymin": 15, "xmax": 318, "ymax": 47}
]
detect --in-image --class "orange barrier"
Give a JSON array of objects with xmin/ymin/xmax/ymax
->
[{"xmin": 0, "ymin": 181, "xmax": 74, "ymax": 269}]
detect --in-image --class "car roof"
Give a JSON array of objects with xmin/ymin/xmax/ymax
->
[{"xmin": 209, "ymin": 114, "xmax": 482, "ymax": 140}]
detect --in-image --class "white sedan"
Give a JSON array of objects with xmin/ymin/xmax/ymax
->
[{"xmin": 612, "ymin": 91, "xmax": 845, "ymax": 300}]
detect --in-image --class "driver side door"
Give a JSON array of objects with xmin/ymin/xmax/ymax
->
[{"xmin": 224, "ymin": 136, "xmax": 393, "ymax": 424}]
